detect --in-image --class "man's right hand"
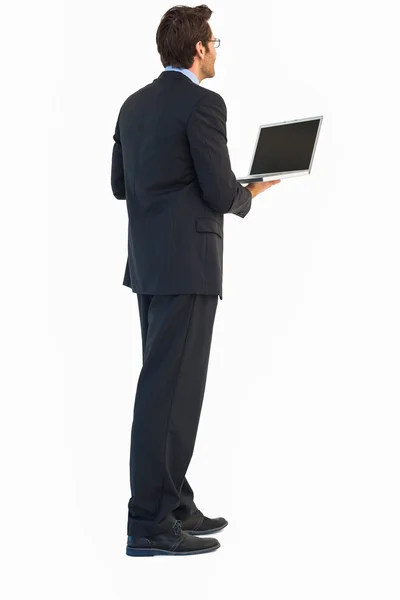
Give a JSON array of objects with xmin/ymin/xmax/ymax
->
[{"xmin": 246, "ymin": 179, "xmax": 281, "ymax": 198}]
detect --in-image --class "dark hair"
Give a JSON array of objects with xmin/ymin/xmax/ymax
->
[{"xmin": 156, "ymin": 5, "xmax": 213, "ymax": 69}]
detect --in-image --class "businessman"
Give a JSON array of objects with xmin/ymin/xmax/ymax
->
[{"xmin": 111, "ymin": 4, "xmax": 281, "ymax": 557}]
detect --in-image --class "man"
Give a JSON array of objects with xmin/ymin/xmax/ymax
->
[{"xmin": 111, "ymin": 5, "xmax": 281, "ymax": 557}]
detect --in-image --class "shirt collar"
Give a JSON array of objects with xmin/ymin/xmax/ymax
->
[{"xmin": 164, "ymin": 66, "xmax": 199, "ymax": 85}]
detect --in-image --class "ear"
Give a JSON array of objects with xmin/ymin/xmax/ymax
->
[{"xmin": 197, "ymin": 42, "xmax": 203, "ymax": 56}]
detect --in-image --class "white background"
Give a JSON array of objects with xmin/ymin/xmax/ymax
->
[{"xmin": 1, "ymin": 0, "xmax": 399, "ymax": 598}]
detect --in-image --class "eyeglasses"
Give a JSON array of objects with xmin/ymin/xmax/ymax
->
[{"xmin": 208, "ymin": 38, "xmax": 220, "ymax": 48}]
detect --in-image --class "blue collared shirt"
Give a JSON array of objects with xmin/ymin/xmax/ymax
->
[{"xmin": 165, "ymin": 65, "xmax": 199, "ymax": 85}]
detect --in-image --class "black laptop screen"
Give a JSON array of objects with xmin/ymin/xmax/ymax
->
[{"xmin": 250, "ymin": 118, "xmax": 320, "ymax": 175}]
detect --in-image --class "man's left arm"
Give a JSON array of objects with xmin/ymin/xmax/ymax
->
[{"xmin": 111, "ymin": 116, "xmax": 126, "ymax": 199}]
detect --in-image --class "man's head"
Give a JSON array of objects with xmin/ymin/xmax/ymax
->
[{"xmin": 156, "ymin": 4, "xmax": 218, "ymax": 84}]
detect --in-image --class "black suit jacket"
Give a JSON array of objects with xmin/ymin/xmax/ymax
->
[{"xmin": 111, "ymin": 70, "xmax": 252, "ymax": 300}]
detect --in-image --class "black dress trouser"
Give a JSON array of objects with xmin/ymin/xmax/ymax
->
[{"xmin": 127, "ymin": 293, "xmax": 219, "ymax": 537}]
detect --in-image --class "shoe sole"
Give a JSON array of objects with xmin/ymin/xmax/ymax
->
[
  {"xmin": 126, "ymin": 541, "xmax": 220, "ymax": 557},
  {"xmin": 184, "ymin": 522, "xmax": 228, "ymax": 536}
]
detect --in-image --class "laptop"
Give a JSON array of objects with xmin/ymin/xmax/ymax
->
[{"xmin": 236, "ymin": 115, "xmax": 323, "ymax": 183}]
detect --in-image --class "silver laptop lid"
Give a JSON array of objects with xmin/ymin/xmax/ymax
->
[{"xmin": 247, "ymin": 115, "xmax": 323, "ymax": 176}]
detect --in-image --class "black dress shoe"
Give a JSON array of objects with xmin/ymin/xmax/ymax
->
[
  {"xmin": 126, "ymin": 519, "xmax": 220, "ymax": 557},
  {"xmin": 181, "ymin": 509, "xmax": 228, "ymax": 535}
]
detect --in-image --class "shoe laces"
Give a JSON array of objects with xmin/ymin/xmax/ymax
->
[{"xmin": 172, "ymin": 519, "xmax": 182, "ymax": 536}]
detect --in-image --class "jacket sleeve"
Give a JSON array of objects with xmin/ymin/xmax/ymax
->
[
  {"xmin": 186, "ymin": 93, "xmax": 252, "ymax": 218},
  {"xmin": 111, "ymin": 115, "xmax": 126, "ymax": 200}
]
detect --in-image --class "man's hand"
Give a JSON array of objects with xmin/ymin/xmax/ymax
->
[{"xmin": 246, "ymin": 179, "xmax": 281, "ymax": 198}]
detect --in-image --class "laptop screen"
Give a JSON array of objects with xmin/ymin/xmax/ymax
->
[{"xmin": 250, "ymin": 118, "xmax": 321, "ymax": 175}]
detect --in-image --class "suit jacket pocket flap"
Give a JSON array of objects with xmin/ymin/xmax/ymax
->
[{"xmin": 195, "ymin": 217, "xmax": 222, "ymax": 238}]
